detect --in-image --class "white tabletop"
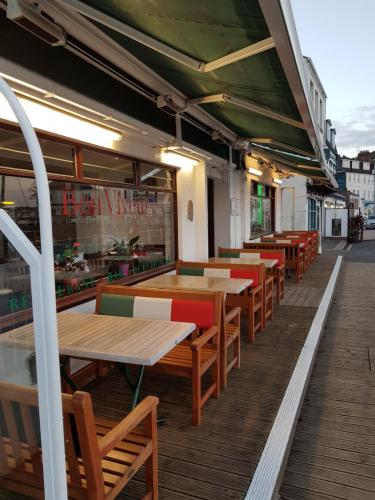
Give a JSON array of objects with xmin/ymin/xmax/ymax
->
[
  {"xmin": 134, "ymin": 274, "xmax": 252, "ymax": 294},
  {"xmin": 0, "ymin": 312, "xmax": 196, "ymax": 366},
  {"xmin": 209, "ymin": 257, "xmax": 278, "ymax": 269}
]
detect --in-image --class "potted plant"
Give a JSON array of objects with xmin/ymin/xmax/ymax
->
[{"xmin": 108, "ymin": 236, "xmax": 140, "ymax": 276}]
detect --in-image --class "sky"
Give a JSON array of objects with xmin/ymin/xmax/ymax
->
[{"xmin": 290, "ymin": 0, "xmax": 375, "ymax": 158}]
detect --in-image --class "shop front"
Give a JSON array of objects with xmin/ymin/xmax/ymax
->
[{"xmin": 0, "ymin": 123, "xmax": 177, "ymax": 328}]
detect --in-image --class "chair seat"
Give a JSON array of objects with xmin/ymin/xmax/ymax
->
[
  {"xmin": 0, "ymin": 416, "xmax": 153, "ymax": 500},
  {"xmin": 158, "ymin": 344, "xmax": 216, "ymax": 369},
  {"xmin": 224, "ymin": 323, "xmax": 240, "ymax": 344}
]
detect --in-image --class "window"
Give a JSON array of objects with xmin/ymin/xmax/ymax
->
[
  {"xmin": 0, "ymin": 129, "xmax": 75, "ymax": 176},
  {"xmin": 308, "ymin": 198, "xmax": 318, "ymax": 230},
  {"xmin": 139, "ymin": 163, "xmax": 174, "ymax": 189},
  {"xmin": 250, "ymin": 182, "xmax": 275, "ymax": 236},
  {"xmin": 0, "ymin": 125, "xmax": 177, "ymax": 322},
  {"xmin": 82, "ymin": 149, "xmax": 135, "ymax": 184}
]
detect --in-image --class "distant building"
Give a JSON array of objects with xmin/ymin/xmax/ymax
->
[
  {"xmin": 341, "ymin": 158, "xmax": 375, "ymax": 214},
  {"xmin": 304, "ymin": 56, "xmax": 327, "ymax": 147},
  {"xmin": 324, "ymin": 119, "xmax": 338, "ymax": 176}
]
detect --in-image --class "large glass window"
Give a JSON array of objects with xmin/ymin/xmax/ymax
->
[
  {"xmin": 139, "ymin": 163, "xmax": 174, "ymax": 189},
  {"xmin": 0, "ymin": 125, "xmax": 177, "ymax": 322},
  {"xmin": 250, "ymin": 182, "xmax": 274, "ymax": 236},
  {"xmin": 82, "ymin": 148, "xmax": 135, "ymax": 184},
  {"xmin": 0, "ymin": 129, "xmax": 75, "ymax": 176}
]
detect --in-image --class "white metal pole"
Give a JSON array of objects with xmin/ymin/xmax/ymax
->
[{"xmin": 0, "ymin": 77, "xmax": 68, "ymax": 499}]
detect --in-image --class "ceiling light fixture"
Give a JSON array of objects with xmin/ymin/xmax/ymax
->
[{"xmin": 248, "ymin": 167, "xmax": 262, "ymax": 176}]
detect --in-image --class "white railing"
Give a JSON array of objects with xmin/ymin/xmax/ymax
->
[{"xmin": 0, "ymin": 78, "xmax": 67, "ymax": 499}]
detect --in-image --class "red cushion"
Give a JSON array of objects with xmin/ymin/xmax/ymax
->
[
  {"xmin": 171, "ymin": 300, "xmax": 215, "ymax": 329},
  {"xmin": 230, "ymin": 269, "xmax": 259, "ymax": 287},
  {"xmin": 260, "ymin": 252, "xmax": 284, "ymax": 265}
]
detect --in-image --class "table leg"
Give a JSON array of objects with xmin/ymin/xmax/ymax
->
[
  {"xmin": 119, "ymin": 364, "xmax": 145, "ymax": 409},
  {"xmin": 60, "ymin": 355, "xmax": 78, "ymax": 392},
  {"xmin": 119, "ymin": 364, "xmax": 167, "ymax": 425}
]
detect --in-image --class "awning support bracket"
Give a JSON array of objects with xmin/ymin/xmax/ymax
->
[{"xmin": 189, "ymin": 94, "xmax": 306, "ymax": 130}]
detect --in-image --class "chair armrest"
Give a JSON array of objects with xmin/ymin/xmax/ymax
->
[
  {"xmin": 251, "ymin": 284, "xmax": 263, "ymax": 296},
  {"xmin": 98, "ymin": 395, "xmax": 158, "ymax": 457},
  {"xmin": 191, "ymin": 325, "xmax": 219, "ymax": 351},
  {"xmin": 277, "ymin": 264, "xmax": 285, "ymax": 272},
  {"xmin": 225, "ymin": 306, "xmax": 241, "ymax": 323},
  {"xmin": 265, "ymin": 276, "xmax": 273, "ymax": 286}
]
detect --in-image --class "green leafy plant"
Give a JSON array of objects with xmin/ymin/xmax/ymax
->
[{"xmin": 110, "ymin": 236, "xmax": 140, "ymax": 256}]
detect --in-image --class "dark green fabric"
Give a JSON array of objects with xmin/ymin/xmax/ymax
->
[
  {"xmin": 220, "ymin": 252, "xmax": 240, "ymax": 258},
  {"xmin": 99, "ymin": 294, "xmax": 134, "ymax": 317},
  {"xmin": 83, "ymin": 0, "xmax": 315, "ymax": 155},
  {"xmin": 179, "ymin": 267, "xmax": 204, "ymax": 276}
]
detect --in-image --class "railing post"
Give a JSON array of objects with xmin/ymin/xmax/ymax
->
[{"xmin": 0, "ymin": 77, "xmax": 67, "ymax": 499}]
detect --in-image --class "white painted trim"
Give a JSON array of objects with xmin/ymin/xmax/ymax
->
[
  {"xmin": 245, "ymin": 256, "xmax": 342, "ymax": 500},
  {"xmin": 0, "ymin": 78, "xmax": 67, "ymax": 499}
]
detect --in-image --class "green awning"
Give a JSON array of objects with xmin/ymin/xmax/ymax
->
[
  {"xmin": 74, "ymin": 0, "xmax": 317, "ymax": 156},
  {"xmin": 251, "ymin": 145, "xmax": 328, "ymax": 180}
]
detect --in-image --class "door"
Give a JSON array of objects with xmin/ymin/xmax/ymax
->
[{"xmin": 207, "ymin": 177, "xmax": 215, "ymax": 257}]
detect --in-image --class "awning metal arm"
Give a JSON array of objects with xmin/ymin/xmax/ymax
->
[
  {"xmin": 190, "ymin": 94, "xmax": 306, "ymax": 130},
  {"xmin": 248, "ymin": 138, "xmax": 316, "ymax": 158},
  {"xmin": 61, "ymin": 0, "xmax": 274, "ymax": 72}
]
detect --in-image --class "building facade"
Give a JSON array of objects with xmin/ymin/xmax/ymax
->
[
  {"xmin": 324, "ymin": 119, "xmax": 338, "ymax": 177},
  {"xmin": 341, "ymin": 158, "xmax": 375, "ymax": 214}
]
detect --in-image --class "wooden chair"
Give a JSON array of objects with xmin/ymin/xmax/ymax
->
[
  {"xmin": 244, "ymin": 241, "xmax": 304, "ymax": 283},
  {"xmin": 96, "ymin": 285, "xmax": 223, "ymax": 425},
  {"xmin": 282, "ymin": 231, "xmax": 319, "ymax": 261},
  {"xmin": 218, "ymin": 246, "xmax": 284, "ymax": 304},
  {"xmin": 269, "ymin": 235, "xmax": 313, "ymax": 272},
  {"xmin": 176, "ymin": 260, "xmax": 264, "ymax": 344},
  {"xmin": 0, "ymin": 381, "xmax": 158, "ymax": 499}
]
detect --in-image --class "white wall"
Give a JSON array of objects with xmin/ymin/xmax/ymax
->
[
  {"xmin": 281, "ymin": 176, "xmax": 308, "ymax": 230},
  {"xmin": 325, "ymin": 208, "xmax": 348, "ymax": 238},
  {"xmin": 212, "ymin": 171, "xmax": 231, "ymax": 253},
  {"xmin": 177, "ymin": 161, "xmax": 208, "ymax": 260}
]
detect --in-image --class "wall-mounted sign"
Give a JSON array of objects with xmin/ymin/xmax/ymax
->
[{"xmin": 187, "ymin": 200, "xmax": 194, "ymax": 221}]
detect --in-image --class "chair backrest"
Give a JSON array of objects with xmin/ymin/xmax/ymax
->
[
  {"xmin": 0, "ymin": 381, "xmax": 103, "ymax": 496},
  {"xmin": 96, "ymin": 285, "xmax": 222, "ymax": 331},
  {"xmin": 218, "ymin": 247, "xmax": 285, "ymax": 266},
  {"xmin": 243, "ymin": 241, "xmax": 301, "ymax": 265},
  {"xmin": 176, "ymin": 260, "xmax": 264, "ymax": 288}
]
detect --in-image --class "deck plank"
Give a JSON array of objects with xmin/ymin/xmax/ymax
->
[{"xmin": 280, "ymin": 262, "xmax": 375, "ymax": 500}]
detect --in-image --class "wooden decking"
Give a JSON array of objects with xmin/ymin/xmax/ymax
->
[
  {"xmin": 90, "ymin": 255, "xmax": 337, "ymax": 499},
  {"xmin": 280, "ymin": 261, "xmax": 375, "ymax": 500}
]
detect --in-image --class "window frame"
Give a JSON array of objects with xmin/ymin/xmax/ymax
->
[
  {"xmin": 249, "ymin": 181, "xmax": 276, "ymax": 239},
  {"xmin": 0, "ymin": 121, "xmax": 179, "ymax": 324}
]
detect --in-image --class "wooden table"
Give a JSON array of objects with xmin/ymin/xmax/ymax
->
[
  {"xmin": 1, "ymin": 311, "xmax": 196, "ymax": 408},
  {"xmin": 208, "ymin": 257, "xmax": 278, "ymax": 269},
  {"xmin": 134, "ymin": 274, "xmax": 252, "ymax": 294}
]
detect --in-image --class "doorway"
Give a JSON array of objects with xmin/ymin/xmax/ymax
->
[{"xmin": 207, "ymin": 177, "xmax": 215, "ymax": 257}]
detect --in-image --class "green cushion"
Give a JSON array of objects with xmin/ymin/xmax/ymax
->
[
  {"xmin": 99, "ymin": 294, "xmax": 134, "ymax": 317},
  {"xmin": 220, "ymin": 252, "xmax": 240, "ymax": 258},
  {"xmin": 179, "ymin": 267, "xmax": 204, "ymax": 276}
]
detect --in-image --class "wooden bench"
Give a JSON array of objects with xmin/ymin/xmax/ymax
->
[
  {"xmin": 244, "ymin": 241, "xmax": 304, "ymax": 283},
  {"xmin": 267, "ymin": 235, "xmax": 313, "ymax": 272},
  {"xmin": 0, "ymin": 381, "xmax": 158, "ymax": 499},
  {"xmin": 176, "ymin": 260, "xmax": 264, "ymax": 344},
  {"xmin": 218, "ymin": 247, "xmax": 285, "ymax": 304},
  {"xmin": 282, "ymin": 231, "xmax": 319, "ymax": 260},
  {"xmin": 96, "ymin": 285, "xmax": 222, "ymax": 425}
]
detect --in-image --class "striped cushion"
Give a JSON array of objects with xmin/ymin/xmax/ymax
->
[
  {"xmin": 239, "ymin": 252, "xmax": 260, "ymax": 259},
  {"xmin": 220, "ymin": 251, "xmax": 240, "ymax": 258},
  {"xmin": 180, "ymin": 267, "xmax": 259, "ymax": 287},
  {"xmin": 230, "ymin": 269, "xmax": 259, "ymax": 287},
  {"xmin": 203, "ymin": 268, "xmax": 231, "ymax": 278},
  {"xmin": 179, "ymin": 267, "xmax": 204, "ymax": 276},
  {"xmin": 99, "ymin": 293, "xmax": 214, "ymax": 329},
  {"xmin": 260, "ymin": 252, "xmax": 284, "ymax": 265}
]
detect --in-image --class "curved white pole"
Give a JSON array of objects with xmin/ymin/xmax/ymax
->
[{"xmin": 0, "ymin": 78, "xmax": 67, "ymax": 499}]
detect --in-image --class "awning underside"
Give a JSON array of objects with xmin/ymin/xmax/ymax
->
[
  {"xmin": 251, "ymin": 145, "xmax": 329, "ymax": 180},
  {"xmin": 81, "ymin": 0, "xmax": 316, "ymax": 156}
]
